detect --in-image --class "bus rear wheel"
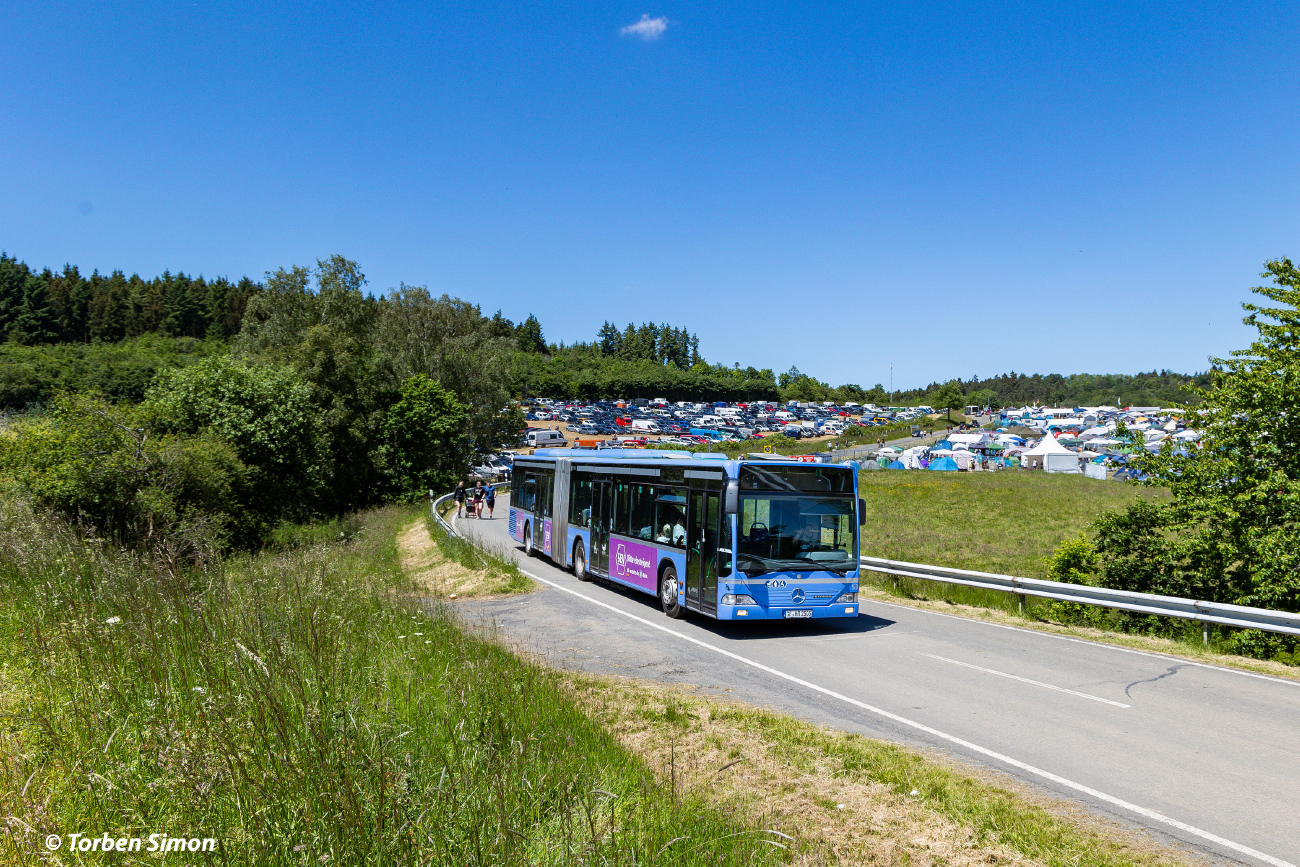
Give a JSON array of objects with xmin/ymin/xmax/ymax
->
[
  {"xmin": 574, "ymin": 539, "xmax": 591, "ymax": 582},
  {"xmin": 660, "ymin": 565, "xmax": 684, "ymax": 618}
]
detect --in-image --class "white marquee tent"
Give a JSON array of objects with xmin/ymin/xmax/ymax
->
[{"xmin": 1022, "ymin": 433, "xmax": 1079, "ymax": 473}]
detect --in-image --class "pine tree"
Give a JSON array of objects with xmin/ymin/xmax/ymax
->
[
  {"xmin": 13, "ymin": 273, "xmax": 59, "ymax": 344},
  {"xmin": 597, "ymin": 321, "xmax": 620, "ymax": 356},
  {"xmin": 0, "ymin": 253, "xmax": 30, "ymax": 338},
  {"xmin": 164, "ymin": 272, "xmax": 203, "ymax": 337},
  {"xmin": 514, "ymin": 314, "xmax": 547, "ymax": 354}
]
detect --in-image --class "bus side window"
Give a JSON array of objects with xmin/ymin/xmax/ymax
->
[
  {"xmin": 520, "ymin": 474, "xmax": 537, "ymax": 512},
  {"xmin": 718, "ymin": 509, "xmax": 732, "ymax": 578},
  {"xmin": 613, "ymin": 481, "xmax": 631, "ymax": 537},
  {"xmin": 540, "ymin": 470, "xmax": 553, "ymax": 518},
  {"xmin": 630, "ymin": 484, "xmax": 655, "ymax": 541},
  {"xmin": 655, "ymin": 488, "xmax": 687, "ymax": 549},
  {"xmin": 570, "ymin": 477, "xmax": 591, "ymax": 528}
]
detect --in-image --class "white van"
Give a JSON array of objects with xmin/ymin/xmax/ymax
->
[
  {"xmin": 773, "ymin": 410, "xmax": 797, "ymax": 421},
  {"xmin": 526, "ymin": 429, "xmax": 566, "ymax": 447},
  {"xmin": 631, "ymin": 419, "xmax": 661, "ymax": 433}
]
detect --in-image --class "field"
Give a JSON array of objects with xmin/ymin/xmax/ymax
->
[{"xmin": 858, "ymin": 470, "xmax": 1166, "ymax": 580}]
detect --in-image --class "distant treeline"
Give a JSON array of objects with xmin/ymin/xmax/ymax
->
[
  {"xmin": 894, "ymin": 370, "xmax": 1213, "ymax": 409},
  {"xmin": 0, "ymin": 251, "xmax": 1208, "ymax": 410},
  {"xmin": 0, "ymin": 253, "xmax": 257, "ymax": 344},
  {"xmin": 505, "ymin": 314, "xmax": 780, "ymax": 401}
]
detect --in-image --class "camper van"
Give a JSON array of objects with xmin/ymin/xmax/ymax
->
[{"xmin": 526, "ymin": 429, "xmax": 567, "ymax": 448}]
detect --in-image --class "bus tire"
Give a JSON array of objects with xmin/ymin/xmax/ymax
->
[
  {"xmin": 660, "ymin": 564, "xmax": 684, "ymax": 618},
  {"xmin": 574, "ymin": 539, "xmax": 591, "ymax": 582},
  {"xmin": 524, "ymin": 523, "xmax": 535, "ymax": 557}
]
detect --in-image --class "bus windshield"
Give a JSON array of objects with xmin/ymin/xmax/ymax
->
[{"xmin": 736, "ymin": 494, "xmax": 856, "ymax": 575}]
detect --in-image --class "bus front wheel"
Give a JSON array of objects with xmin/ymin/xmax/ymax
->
[
  {"xmin": 574, "ymin": 539, "xmax": 591, "ymax": 581},
  {"xmin": 660, "ymin": 565, "xmax": 684, "ymax": 618},
  {"xmin": 524, "ymin": 524, "xmax": 535, "ymax": 557}
]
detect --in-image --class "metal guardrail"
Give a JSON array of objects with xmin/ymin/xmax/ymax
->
[
  {"xmin": 428, "ymin": 483, "xmax": 508, "ymax": 538},
  {"xmin": 860, "ymin": 556, "xmax": 1300, "ymax": 639}
]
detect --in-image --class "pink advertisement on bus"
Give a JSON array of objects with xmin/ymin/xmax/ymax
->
[{"xmin": 611, "ymin": 538, "xmax": 656, "ymax": 592}]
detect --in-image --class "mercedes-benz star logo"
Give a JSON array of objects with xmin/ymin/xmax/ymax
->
[{"xmin": 791, "ymin": 588, "xmax": 806, "ymax": 604}]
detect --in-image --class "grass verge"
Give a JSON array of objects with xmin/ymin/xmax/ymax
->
[
  {"xmin": 564, "ymin": 674, "xmax": 1199, "ymax": 867},
  {"xmin": 855, "ymin": 470, "xmax": 1300, "ymax": 673},
  {"xmin": 859, "ymin": 471, "xmax": 1165, "ymax": 580},
  {"xmin": 404, "ymin": 512, "xmax": 534, "ymax": 597},
  {"xmin": 0, "ymin": 501, "xmax": 790, "ymax": 865}
]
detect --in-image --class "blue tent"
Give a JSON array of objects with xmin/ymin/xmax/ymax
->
[
  {"xmin": 887, "ymin": 460, "xmax": 907, "ymax": 470},
  {"xmin": 934, "ymin": 440, "xmax": 952, "ymax": 450},
  {"xmin": 929, "ymin": 456, "xmax": 959, "ymax": 471}
]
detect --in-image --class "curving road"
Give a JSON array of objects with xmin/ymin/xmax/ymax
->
[{"xmin": 452, "ymin": 500, "xmax": 1300, "ymax": 867}]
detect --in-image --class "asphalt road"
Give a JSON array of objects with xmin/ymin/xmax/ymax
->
[{"xmin": 452, "ymin": 502, "xmax": 1300, "ymax": 867}]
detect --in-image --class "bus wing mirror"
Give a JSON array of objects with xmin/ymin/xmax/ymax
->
[
  {"xmin": 859, "ymin": 498, "xmax": 866, "ymax": 525},
  {"xmin": 724, "ymin": 480, "xmax": 739, "ymax": 515}
]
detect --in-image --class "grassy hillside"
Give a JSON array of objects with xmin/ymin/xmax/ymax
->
[
  {"xmin": 0, "ymin": 503, "xmax": 785, "ymax": 866},
  {"xmin": 859, "ymin": 471, "xmax": 1167, "ymax": 579}
]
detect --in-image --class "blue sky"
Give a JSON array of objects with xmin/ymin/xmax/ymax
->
[{"xmin": 3, "ymin": 2, "xmax": 1298, "ymax": 390}]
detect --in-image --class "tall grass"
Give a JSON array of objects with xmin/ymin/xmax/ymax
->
[{"xmin": 0, "ymin": 502, "xmax": 788, "ymax": 865}]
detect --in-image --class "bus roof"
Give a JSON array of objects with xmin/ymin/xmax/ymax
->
[{"xmin": 526, "ymin": 448, "xmax": 850, "ymax": 471}]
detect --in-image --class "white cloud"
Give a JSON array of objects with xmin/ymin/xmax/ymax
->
[{"xmin": 620, "ymin": 14, "xmax": 668, "ymax": 40}]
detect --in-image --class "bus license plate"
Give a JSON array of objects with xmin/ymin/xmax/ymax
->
[{"xmin": 783, "ymin": 610, "xmax": 813, "ymax": 619}]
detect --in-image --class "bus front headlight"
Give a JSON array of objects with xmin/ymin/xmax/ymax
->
[
  {"xmin": 836, "ymin": 591, "xmax": 858, "ymax": 603},
  {"xmin": 722, "ymin": 594, "xmax": 757, "ymax": 606}
]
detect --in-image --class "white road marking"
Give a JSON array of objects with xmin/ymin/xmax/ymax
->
[
  {"xmin": 863, "ymin": 597, "xmax": 1300, "ymax": 689},
  {"xmin": 924, "ymin": 654, "xmax": 1131, "ymax": 708},
  {"xmin": 518, "ymin": 567, "xmax": 1295, "ymax": 867}
]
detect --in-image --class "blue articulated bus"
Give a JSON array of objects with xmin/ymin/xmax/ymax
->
[{"xmin": 507, "ymin": 449, "xmax": 864, "ymax": 620}]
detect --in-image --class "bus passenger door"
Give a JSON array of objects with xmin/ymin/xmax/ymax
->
[
  {"xmin": 685, "ymin": 491, "xmax": 720, "ymax": 615},
  {"xmin": 590, "ymin": 480, "xmax": 611, "ymax": 575},
  {"xmin": 686, "ymin": 492, "xmax": 703, "ymax": 610}
]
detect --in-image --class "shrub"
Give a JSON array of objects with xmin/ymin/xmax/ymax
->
[{"xmin": 0, "ymin": 393, "xmax": 248, "ymax": 559}]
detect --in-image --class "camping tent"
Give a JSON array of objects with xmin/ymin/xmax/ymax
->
[
  {"xmin": 1022, "ymin": 432, "xmax": 1079, "ymax": 473},
  {"xmin": 887, "ymin": 460, "xmax": 906, "ymax": 470},
  {"xmin": 929, "ymin": 456, "xmax": 958, "ymax": 471}
]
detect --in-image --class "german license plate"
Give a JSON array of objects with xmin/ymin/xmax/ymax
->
[{"xmin": 783, "ymin": 610, "xmax": 813, "ymax": 619}]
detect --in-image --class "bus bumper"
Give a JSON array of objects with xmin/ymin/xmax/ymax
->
[{"xmin": 719, "ymin": 604, "xmax": 858, "ymax": 620}]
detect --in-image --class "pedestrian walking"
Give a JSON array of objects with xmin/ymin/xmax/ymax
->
[
  {"xmin": 472, "ymin": 481, "xmax": 486, "ymax": 519},
  {"xmin": 484, "ymin": 484, "xmax": 496, "ymax": 519},
  {"xmin": 453, "ymin": 481, "xmax": 467, "ymax": 518}
]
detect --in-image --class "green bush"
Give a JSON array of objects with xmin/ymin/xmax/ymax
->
[
  {"xmin": 0, "ymin": 393, "xmax": 248, "ymax": 558},
  {"xmin": 146, "ymin": 355, "xmax": 327, "ymax": 532}
]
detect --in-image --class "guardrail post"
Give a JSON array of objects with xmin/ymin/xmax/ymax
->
[
  {"xmin": 1017, "ymin": 593, "xmax": 1026, "ymax": 615},
  {"xmin": 1203, "ymin": 622, "xmax": 1210, "ymax": 646}
]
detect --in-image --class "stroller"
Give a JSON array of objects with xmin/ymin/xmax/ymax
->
[{"xmin": 464, "ymin": 498, "xmax": 480, "ymax": 518}]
